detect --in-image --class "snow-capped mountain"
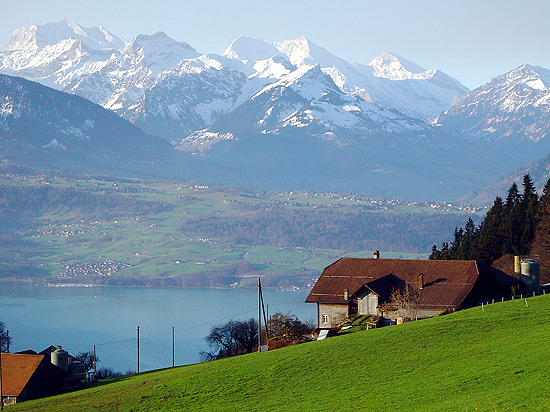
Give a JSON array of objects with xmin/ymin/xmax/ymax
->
[
  {"xmin": 356, "ymin": 52, "xmax": 469, "ymax": 119},
  {"xmin": 223, "ymin": 36, "xmax": 469, "ymax": 121},
  {"xmin": 0, "ymin": 19, "xmax": 254, "ymax": 140},
  {"xmin": 1, "ymin": 18, "xmax": 123, "ymax": 89},
  {"xmin": 3, "ymin": 18, "xmax": 528, "ymax": 201},
  {"xmin": 435, "ymin": 64, "xmax": 550, "ymax": 164},
  {"xmin": 4, "ymin": 17, "xmax": 124, "ymax": 53},
  {"xmin": 175, "ymin": 63, "xmax": 425, "ymax": 152},
  {"xmin": 0, "ymin": 19, "xmax": 468, "ymax": 145},
  {"xmin": 172, "ymin": 63, "xmax": 510, "ymax": 202}
]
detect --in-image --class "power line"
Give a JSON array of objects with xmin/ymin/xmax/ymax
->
[{"xmin": 94, "ymin": 307, "xmax": 257, "ymax": 347}]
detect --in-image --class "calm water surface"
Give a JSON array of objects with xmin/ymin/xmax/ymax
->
[{"xmin": 0, "ymin": 284, "xmax": 314, "ymax": 373}]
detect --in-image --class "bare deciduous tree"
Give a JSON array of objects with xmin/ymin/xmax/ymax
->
[
  {"xmin": 268, "ymin": 312, "xmax": 314, "ymax": 338},
  {"xmin": 201, "ymin": 318, "xmax": 258, "ymax": 360},
  {"xmin": 75, "ymin": 351, "xmax": 99, "ymax": 372},
  {"xmin": 0, "ymin": 321, "xmax": 11, "ymax": 352},
  {"xmin": 389, "ymin": 283, "xmax": 420, "ymax": 322}
]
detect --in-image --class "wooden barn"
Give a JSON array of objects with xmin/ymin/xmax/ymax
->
[
  {"xmin": 0, "ymin": 353, "xmax": 67, "ymax": 406},
  {"xmin": 306, "ymin": 257, "xmax": 521, "ymax": 328}
]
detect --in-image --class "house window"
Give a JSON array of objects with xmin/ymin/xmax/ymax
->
[{"xmin": 322, "ymin": 314, "xmax": 329, "ymax": 324}]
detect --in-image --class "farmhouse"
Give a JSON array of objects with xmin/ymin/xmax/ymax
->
[{"xmin": 306, "ymin": 256, "xmax": 522, "ymax": 328}]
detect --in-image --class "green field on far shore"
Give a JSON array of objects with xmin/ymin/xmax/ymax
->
[{"xmin": 0, "ymin": 173, "xmax": 482, "ymax": 288}]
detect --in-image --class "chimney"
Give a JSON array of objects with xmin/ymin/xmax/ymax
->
[
  {"xmin": 418, "ymin": 273, "xmax": 424, "ymax": 290},
  {"xmin": 373, "ymin": 250, "xmax": 380, "ymax": 259},
  {"xmin": 343, "ymin": 289, "xmax": 349, "ymax": 300}
]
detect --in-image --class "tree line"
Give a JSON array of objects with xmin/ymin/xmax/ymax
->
[
  {"xmin": 0, "ymin": 185, "xmax": 171, "ymax": 219},
  {"xmin": 430, "ymin": 174, "xmax": 548, "ymax": 266},
  {"xmin": 181, "ymin": 208, "xmax": 468, "ymax": 253}
]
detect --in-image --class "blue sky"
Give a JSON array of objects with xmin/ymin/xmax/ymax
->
[{"xmin": 2, "ymin": 0, "xmax": 549, "ymax": 89}]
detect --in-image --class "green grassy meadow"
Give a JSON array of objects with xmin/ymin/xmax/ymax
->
[
  {"xmin": 2, "ymin": 173, "xmax": 478, "ymax": 287},
  {"xmin": 10, "ymin": 294, "xmax": 550, "ymax": 412}
]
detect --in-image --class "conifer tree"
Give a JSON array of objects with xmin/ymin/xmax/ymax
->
[
  {"xmin": 519, "ymin": 174, "xmax": 539, "ymax": 253},
  {"xmin": 503, "ymin": 182, "xmax": 522, "ymax": 255},
  {"xmin": 460, "ymin": 217, "xmax": 477, "ymax": 260},
  {"xmin": 449, "ymin": 227, "xmax": 464, "ymax": 258},
  {"xmin": 476, "ymin": 196, "xmax": 505, "ymax": 264}
]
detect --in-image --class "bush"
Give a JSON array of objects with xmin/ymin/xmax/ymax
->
[{"xmin": 95, "ymin": 367, "xmax": 122, "ymax": 379}]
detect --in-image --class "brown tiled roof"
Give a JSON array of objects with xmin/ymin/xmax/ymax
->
[
  {"xmin": 360, "ymin": 274, "xmax": 404, "ymax": 298},
  {"xmin": 305, "ymin": 258, "xmax": 519, "ymax": 309},
  {"xmin": 1, "ymin": 353, "xmax": 44, "ymax": 397}
]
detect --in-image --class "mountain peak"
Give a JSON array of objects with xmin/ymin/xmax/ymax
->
[
  {"xmin": 223, "ymin": 36, "xmax": 282, "ymax": 62},
  {"xmin": 128, "ymin": 31, "xmax": 197, "ymax": 56},
  {"xmin": 274, "ymin": 37, "xmax": 342, "ymax": 69},
  {"xmin": 482, "ymin": 64, "xmax": 550, "ymax": 92},
  {"xmin": 3, "ymin": 18, "xmax": 124, "ymax": 53},
  {"xmin": 61, "ymin": 17, "xmax": 82, "ymax": 32},
  {"xmin": 274, "ymin": 37, "xmax": 316, "ymax": 66},
  {"xmin": 368, "ymin": 51, "xmax": 427, "ymax": 80}
]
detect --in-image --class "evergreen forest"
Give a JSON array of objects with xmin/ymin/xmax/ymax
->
[{"xmin": 430, "ymin": 174, "xmax": 550, "ymax": 282}]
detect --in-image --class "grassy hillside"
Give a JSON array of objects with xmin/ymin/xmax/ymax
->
[{"xmin": 10, "ymin": 295, "xmax": 550, "ymax": 412}]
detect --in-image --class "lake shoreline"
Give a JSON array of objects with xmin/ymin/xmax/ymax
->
[{"xmin": 0, "ymin": 277, "xmax": 313, "ymax": 292}]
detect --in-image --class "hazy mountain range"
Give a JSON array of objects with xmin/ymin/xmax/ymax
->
[{"xmin": 1, "ymin": 18, "xmax": 549, "ymax": 203}]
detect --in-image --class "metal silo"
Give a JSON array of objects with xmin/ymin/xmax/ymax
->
[
  {"xmin": 51, "ymin": 345, "xmax": 69, "ymax": 372},
  {"xmin": 520, "ymin": 259, "xmax": 540, "ymax": 296}
]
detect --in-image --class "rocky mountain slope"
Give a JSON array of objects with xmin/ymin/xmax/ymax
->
[
  {"xmin": 0, "ymin": 73, "xmax": 176, "ymax": 176},
  {"xmin": 436, "ymin": 64, "xmax": 550, "ymax": 165}
]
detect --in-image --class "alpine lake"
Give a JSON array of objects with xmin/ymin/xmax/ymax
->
[{"xmin": 1, "ymin": 284, "xmax": 313, "ymax": 373}]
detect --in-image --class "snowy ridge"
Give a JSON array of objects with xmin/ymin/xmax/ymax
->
[
  {"xmin": 4, "ymin": 17, "xmax": 124, "ymax": 53},
  {"xmin": 222, "ymin": 36, "xmax": 281, "ymax": 62},
  {"xmin": 175, "ymin": 59, "xmax": 425, "ymax": 152},
  {"xmin": 368, "ymin": 51, "xmax": 430, "ymax": 80},
  {"xmin": 0, "ymin": 18, "xmax": 469, "ymax": 146}
]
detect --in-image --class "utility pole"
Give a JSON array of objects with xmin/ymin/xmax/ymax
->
[
  {"xmin": 172, "ymin": 326, "xmax": 175, "ymax": 368},
  {"xmin": 266, "ymin": 305, "xmax": 269, "ymax": 340},
  {"xmin": 93, "ymin": 345, "xmax": 97, "ymax": 380},
  {"xmin": 137, "ymin": 326, "xmax": 140, "ymax": 374},
  {"xmin": 259, "ymin": 283, "xmax": 268, "ymax": 342},
  {"xmin": 5, "ymin": 332, "xmax": 8, "ymax": 354},
  {"xmin": 258, "ymin": 278, "xmax": 262, "ymax": 353}
]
